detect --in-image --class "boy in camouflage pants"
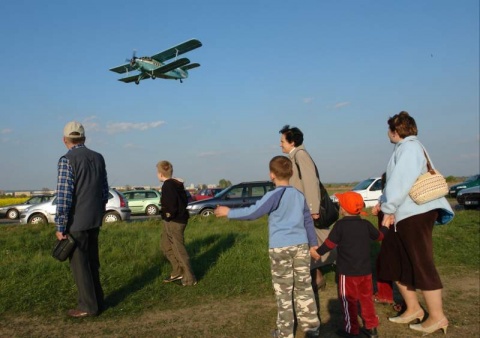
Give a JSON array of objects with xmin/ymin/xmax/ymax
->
[{"xmin": 215, "ymin": 156, "xmax": 321, "ymax": 338}]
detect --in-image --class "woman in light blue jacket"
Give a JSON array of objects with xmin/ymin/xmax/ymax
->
[{"xmin": 374, "ymin": 112, "xmax": 454, "ymax": 336}]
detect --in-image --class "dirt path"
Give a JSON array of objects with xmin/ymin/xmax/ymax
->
[{"xmin": 1, "ymin": 272, "xmax": 478, "ymax": 337}]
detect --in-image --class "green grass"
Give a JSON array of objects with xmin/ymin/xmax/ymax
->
[{"xmin": 0, "ymin": 210, "xmax": 478, "ymax": 318}]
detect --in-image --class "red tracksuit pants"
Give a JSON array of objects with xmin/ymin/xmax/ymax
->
[{"xmin": 338, "ymin": 274, "xmax": 379, "ymax": 335}]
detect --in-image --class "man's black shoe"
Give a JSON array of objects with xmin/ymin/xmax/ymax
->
[{"xmin": 360, "ymin": 327, "xmax": 378, "ymax": 338}]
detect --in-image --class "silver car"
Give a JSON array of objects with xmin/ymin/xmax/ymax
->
[
  {"xmin": 0, "ymin": 194, "xmax": 55, "ymax": 220},
  {"xmin": 19, "ymin": 189, "xmax": 131, "ymax": 225}
]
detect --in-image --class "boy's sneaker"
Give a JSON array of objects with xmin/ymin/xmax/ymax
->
[
  {"xmin": 182, "ymin": 280, "xmax": 197, "ymax": 286},
  {"xmin": 163, "ymin": 275, "xmax": 183, "ymax": 283},
  {"xmin": 360, "ymin": 327, "xmax": 378, "ymax": 338},
  {"xmin": 304, "ymin": 326, "xmax": 321, "ymax": 338}
]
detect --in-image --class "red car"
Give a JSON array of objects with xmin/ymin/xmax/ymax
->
[{"xmin": 193, "ymin": 188, "xmax": 223, "ymax": 201}]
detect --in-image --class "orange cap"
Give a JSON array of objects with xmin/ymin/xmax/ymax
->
[{"xmin": 335, "ymin": 191, "xmax": 367, "ymax": 215}]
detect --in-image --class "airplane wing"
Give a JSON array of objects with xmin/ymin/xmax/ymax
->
[
  {"xmin": 181, "ymin": 63, "xmax": 200, "ymax": 71},
  {"xmin": 151, "ymin": 39, "xmax": 202, "ymax": 63},
  {"xmin": 153, "ymin": 58, "xmax": 190, "ymax": 75},
  {"xmin": 109, "ymin": 63, "xmax": 135, "ymax": 74},
  {"xmin": 118, "ymin": 73, "xmax": 150, "ymax": 83},
  {"xmin": 154, "ymin": 73, "xmax": 177, "ymax": 80}
]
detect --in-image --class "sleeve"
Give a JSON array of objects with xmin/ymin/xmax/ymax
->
[
  {"xmin": 303, "ymin": 200, "xmax": 318, "ymax": 247},
  {"xmin": 381, "ymin": 142, "xmax": 425, "ymax": 215},
  {"xmin": 102, "ymin": 157, "xmax": 109, "ymax": 205},
  {"xmin": 316, "ymin": 222, "xmax": 340, "ymax": 255},
  {"xmin": 367, "ymin": 220, "xmax": 384, "ymax": 241},
  {"xmin": 379, "ymin": 226, "xmax": 389, "ymax": 237},
  {"xmin": 228, "ymin": 190, "xmax": 279, "ymax": 220},
  {"xmin": 296, "ymin": 151, "xmax": 321, "ymax": 214},
  {"xmin": 55, "ymin": 156, "xmax": 74, "ymax": 233}
]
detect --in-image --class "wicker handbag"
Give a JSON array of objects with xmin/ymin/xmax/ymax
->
[{"xmin": 409, "ymin": 150, "xmax": 449, "ymax": 204}]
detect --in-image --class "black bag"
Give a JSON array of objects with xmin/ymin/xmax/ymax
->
[
  {"xmin": 294, "ymin": 151, "xmax": 339, "ymax": 229},
  {"xmin": 52, "ymin": 235, "xmax": 76, "ymax": 262},
  {"xmin": 315, "ymin": 181, "xmax": 339, "ymax": 229}
]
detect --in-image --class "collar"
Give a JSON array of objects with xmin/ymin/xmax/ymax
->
[
  {"xmin": 341, "ymin": 215, "xmax": 364, "ymax": 220},
  {"xmin": 68, "ymin": 144, "xmax": 86, "ymax": 151}
]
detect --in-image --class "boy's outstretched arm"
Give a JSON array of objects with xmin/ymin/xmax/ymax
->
[{"xmin": 215, "ymin": 206, "xmax": 230, "ymax": 217}]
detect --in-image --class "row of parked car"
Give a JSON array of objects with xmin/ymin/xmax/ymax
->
[
  {"xmin": 184, "ymin": 174, "xmax": 480, "ymax": 217},
  {"xmin": 338, "ymin": 174, "xmax": 480, "ymax": 210},
  {"xmin": 1, "ymin": 174, "xmax": 478, "ymax": 224},
  {"xmin": 0, "ymin": 189, "xmax": 158, "ymax": 224},
  {"xmin": 0, "ymin": 186, "xmax": 216, "ymax": 224}
]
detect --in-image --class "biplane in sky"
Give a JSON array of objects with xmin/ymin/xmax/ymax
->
[{"xmin": 109, "ymin": 39, "xmax": 202, "ymax": 85}]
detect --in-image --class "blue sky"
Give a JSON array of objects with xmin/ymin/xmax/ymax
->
[{"xmin": 0, "ymin": 0, "xmax": 478, "ymax": 191}]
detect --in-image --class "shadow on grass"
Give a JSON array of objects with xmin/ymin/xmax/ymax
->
[
  {"xmin": 188, "ymin": 233, "xmax": 244, "ymax": 280},
  {"xmin": 104, "ymin": 264, "xmax": 161, "ymax": 310},
  {"xmin": 321, "ymin": 297, "xmax": 343, "ymax": 337},
  {"xmin": 104, "ymin": 233, "xmax": 242, "ymax": 309}
]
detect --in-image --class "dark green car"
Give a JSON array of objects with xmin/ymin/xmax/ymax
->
[
  {"xmin": 123, "ymin": 190, "xmax": 161, "ymax": 215},
  {"xmin": 449, "ymin": 174, "xmax": 480, "ymax": 197}
]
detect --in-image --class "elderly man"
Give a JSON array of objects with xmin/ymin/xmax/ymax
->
[{"xmin": 55, "ymin": 121, "xmax": 108, "ymax": 317}]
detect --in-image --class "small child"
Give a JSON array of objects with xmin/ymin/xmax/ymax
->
[
  {"xmin": 215, "ymin": 156, "xmax": 321, "ymax": 338},
  {"xmin": 157, "ymin": 160, "xmax": 197, "ymax": 286},
  {"xmin": 316, "ymin": 192, "xmax": 387, "ymax": 338}
]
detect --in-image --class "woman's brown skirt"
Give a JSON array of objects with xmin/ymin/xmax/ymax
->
[{"xmin": 377, "ymin": 210, "xmax": 443, "ymax": 290}]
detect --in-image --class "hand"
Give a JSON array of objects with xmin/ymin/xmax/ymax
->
[
  {"xmin": 214, "ymin": 206, "xmax": 230, "ymax": 217},
  {"xmin": 56, "ymin": 231, "xmax": 67, "ymax": 241},
  {"xmin": 382, "ymin": 214, "xmax": 395, "ymax": 228},
  {"xmin": 311, "ymin": 213, "xmax": 320, "ymax": 220},
  {"xmin": 310, "ymin": 247, "xmax": 321, "ymax": 261},
  {"xmin": 371, "ymin": 203, "xmax": 381, "ymax": 216}
]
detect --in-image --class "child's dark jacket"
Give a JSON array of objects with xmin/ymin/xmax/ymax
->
[
  {"xmin": 160, "ymin": 178, "xmax": 189, "ymax": 224},
  {"xmin": 317, "ymin": 216, "xmax": 386, "ymax": 276}
]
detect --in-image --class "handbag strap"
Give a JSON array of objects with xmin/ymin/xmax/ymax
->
[
  {"xmin": 422, "ymin": 150, "xmax": 434, "ymax": 173},
  {"xmin": 412, "ymin": 140, "xmax": 435, "ymax": 173}
]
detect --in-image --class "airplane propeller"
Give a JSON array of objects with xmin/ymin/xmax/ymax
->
[{"xmin": 127, "ymin": 50, "xmax": 137, "ymax": 66}]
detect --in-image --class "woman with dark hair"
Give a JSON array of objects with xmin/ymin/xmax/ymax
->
[
  {"xmin": 279, "ymin": 125, "xmax": 336, "ymax": 306},
  {"xmin": 377, "ymin": 111, "xmax": 453, "ymax": 335}
]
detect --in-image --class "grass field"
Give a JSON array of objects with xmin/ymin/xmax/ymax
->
[{"xmin": 0, "ymin": 206, "xmax": 479, "ymax": 337}]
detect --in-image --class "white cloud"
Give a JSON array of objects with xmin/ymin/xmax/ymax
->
[
  {"xmin": 303, "ymin": 98, "xmax": 314, "ymax": 104},
  {"xmin": 334, "ymin": 102, "xmax": 350, "ymax": 109},
  {"xmin": 82, "ymin": 116, "xmax": 101, "ymax": 132},
  {"xmin": 106, "ymin": 121, "xmax": 166, "ymax": 134},
  {"xmin": 1, "ymin": 128, "xmax": 12, "ymax": 134},
  {"xmin": 197, "ymin": 151, "xmax": 225, "ymax": 158}
]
